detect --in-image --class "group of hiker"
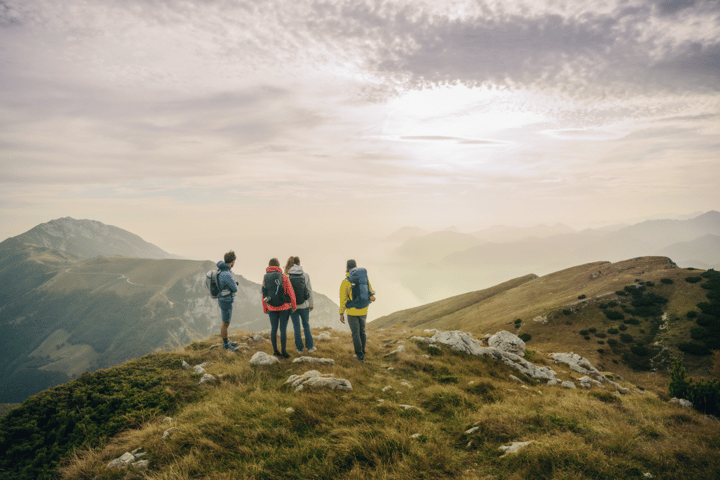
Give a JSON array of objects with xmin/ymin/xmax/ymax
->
[{"xmin": 213, "ymin": 251, "xmax": 375, "ymax": 362}]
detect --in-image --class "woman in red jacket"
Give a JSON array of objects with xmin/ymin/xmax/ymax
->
[{"xmin": 262, "ymin": 258, "xmax": 297, "ymax": 358}]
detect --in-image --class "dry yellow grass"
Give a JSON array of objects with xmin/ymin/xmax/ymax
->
[{"xmin": 56, "ymin": 325, "xmax": 720, "ymax": 480}]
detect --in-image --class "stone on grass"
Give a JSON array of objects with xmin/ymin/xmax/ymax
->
[
  {"xmin": 671, "ymin": 397, "xmax": 693, "ymax": 408},
  {"xmin": 562, "ymin": 381, "xmax": 576, "ymax": 389},
  {"xmin": 292, "ymin": 356, "xmax": 335, "ymax": 365},
  {"xmin": 499, "ymin": 441, "xmax": 534, "ymax": 455},
  {"xmin": 250, "ymin": 351, "xmax": 279, "ymax": 366},
  {"xmin": 285, "ymin": 370, "xmax": 352, "ymax": 392},
  {"xmin": 199, "ymin": 373, "xmax": 216, "ymax": 385},
  {"xmin": 489, "ymin": 330, "xmax": 526, "ymax": 356}
]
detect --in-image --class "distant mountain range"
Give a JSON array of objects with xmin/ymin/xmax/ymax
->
[
  {"xmin": 0, "ymin": 218, "xmax": 341, "ymax": 402},
  {"xmin": 381, "ymin": 211, "xmax": 720, "ymax": 307}
]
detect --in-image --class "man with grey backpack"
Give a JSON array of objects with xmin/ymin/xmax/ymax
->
[{"xmin": 213, "ymin": 251, "xmax": 239, "ymax": 351}]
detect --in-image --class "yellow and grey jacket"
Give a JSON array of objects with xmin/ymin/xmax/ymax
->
[{"xmin": 339, "ymin": 272, "xmax": 374, "ymax": 316}]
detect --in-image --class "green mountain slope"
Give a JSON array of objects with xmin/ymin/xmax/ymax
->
[{"xmin": 0, "ymin": 240, "xmax": 339, "ymax": 403}]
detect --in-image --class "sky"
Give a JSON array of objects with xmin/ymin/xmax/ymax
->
[{"xmin": 1, "ymin": 0, "xmax": 719, "ymax": 299}]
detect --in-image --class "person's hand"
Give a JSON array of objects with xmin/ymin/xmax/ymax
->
[
  {"xmin": 339, "ymin": 314, "xmax": 345, "ymax": 324},
  {"xmin": 309, "ymin": 307, "xmax": 314, "ymax": 312},
  {"xmin": 292, "ymin": 308, "xmax": 297, "ymax": 313}
]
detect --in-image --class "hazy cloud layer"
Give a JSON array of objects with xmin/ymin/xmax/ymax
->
[{"xmin": 1, "ymin": 0, "xmax": 718, "ymax": 275}]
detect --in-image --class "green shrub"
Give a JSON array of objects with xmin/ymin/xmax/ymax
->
[
  {"xmin": 518, "ymin": 333, "xmax": 532, "ymax": 342},
  {"xmin": 687, "ymin": 310, "xmax": 698, "ymax": 318},
  {"xmin": 579, "ymin": 330, "xmax": 589, "ymax": 336},
  {"xmin": 595, "ymin": 332, "xmax": 607, "ymax": 339},
  {"xmin": 669, "ymin": 359, "xmax": 720, "ymax": 416},
  {"xmin": 562, "ymin": 309, "xmax": 572, "ymax": 315},
  {"xmin": 584, "ymin": 336, "xmax": 591, "ymax": 340},
  {"xmin": 588, "ymin": 327, "xmax": 597, "ymax": 333},
  {"xmin": 678, "ymin": 343, "xmax": 712, "ymax": 356},
  {"xmin": 690, "ymin": 328, "xmax": 706, "ymax": 340},
  {"xmin": 578, "ymin": 294, "xmax": 586, "ymax": 299},
  {"xmin": 597, "ymin": 348, "xmax": 605, "ymax": 354},
  {"xmin": 645, "ymin": 281, "xmax": 655, "ymax": 287},
  {"xmin": 607, "ymin": 328, "xmax": 619, "ymax": 334},
  {"xmin": 661, "ymin": 278, "xmax": 674, "ymax": 284},
  {"xmin": 624, "ymin": 318, "xmax": 640, "ymax": 325},
  {"xmin": 597, "ymin": 340, "xmax": 605, "ymax": 344},
  {"xmin": 604, "ymin": 310, "xmax": 625, "ymax": 320},
  {"xmin": 607, "ymin": 339, "xmax": 619, "ymax": 347},
  {"xmin": 620, "ymin": 333, "xmax": 634, "ymax": 343},
  {"xmin": 686, "ymin": 276, "xmax": 703, "ymax": 284},
  {"xmin": 514, "ymin": 318, "xmax": 522, "ymax": 324},
  {"xmin": 615, "ymin": 290, "xmax": 627, "ymax": 297},
  {"xmin": 619, "ymin": 324, "xmax": 628, "ymax": 331},
  {"xmin": 631, "ymin": 345, "xmax": 649, "ymax": 356}
]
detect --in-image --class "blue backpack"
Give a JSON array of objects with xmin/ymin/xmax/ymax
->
[{"xmin": 345, "ymin": 268, "xmax": 370, "ymax": 309}]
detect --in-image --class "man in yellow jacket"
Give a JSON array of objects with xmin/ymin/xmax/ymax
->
[{"xmin": 339, "ymin": 259, "xmax": 375, "ymax": 362}]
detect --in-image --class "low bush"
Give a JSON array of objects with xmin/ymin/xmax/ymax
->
[
  {"xmin": 604, "ymin": 310, "xmax": 625, "ymax": 320},
  {"xmin": 624, "ymin": 318, "xmax": 640, "ymax": 325},
  {"xmin": 619, "ymin": 324, "xmax": 628, "ymax": 331},
  {"xmin": 519, "ymin": 333, "xmax": 532, "ymax": 342},
  {"xmin": 660, "ymin": 278, "xmax": 674, "ymax": 284},
  {"xmin": 686, "ymin": 276, "xmax": 703, "ymax": 284},
  {"xmin": 607, "ymin": 339, "xmax": 619, "ymax": 347},
  {"xmin": 607, "ymin": 328, "xmax": 619, "ymax": 334},
  {"xmin": 687, "ymin": 311, "xmax": 698, "ymax": 318},
  {"xmin": 620, "ymin": 334, "xmax": 634, "ymax": 343},
  {"xmin": 578, "ymin": 294, "xmax": 586, "ymax": 299},
  {"xmin": 579, "ymin": 330, "xmax": 589, "ymax": 336},
  {"xmin": 631, "ymin": 345, "xmax": 649, "ymax": 356},
  {"xmin": 669, "ymin": 359, "xmax": 720, "ymax": 415},
  {"xmin": 562, "ymin": 309, "xmax": 572, "ymax": 315},
  {"xmin": 678, "ymin": 343, "xmax": 712, "ymax": 356},
  {"xmin": 514, "ymin": 319, "xmax": 522, "ymax": 325}
]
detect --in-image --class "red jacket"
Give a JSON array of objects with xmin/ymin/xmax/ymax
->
[{"xmin": 262, "ymin": 266, "xmax": 297, "ymax": 313}]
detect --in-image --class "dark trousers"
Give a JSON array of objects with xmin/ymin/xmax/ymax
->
[
  {"xmin": 268, "ymin": 309, "xmax": 290, "ymax": 353},
  {"xmin": 347, "ymin": 314, "xmax": 367, "ymax": 360}
]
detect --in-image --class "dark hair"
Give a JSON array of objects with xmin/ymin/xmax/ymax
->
[
  {"xmin": 269, "ymin": 258, "xmax": 280, "ymax": 267},
  {"xmin": 346, "ymin": 259, "xmax": 357, "ymax": 271},
  {"xmin": 284, "ymin": 256, "xmax": 301, "ymax": 273},
  {"xmin": 224, "ymin": 251, "xmax": 236, "ymax": 264}
]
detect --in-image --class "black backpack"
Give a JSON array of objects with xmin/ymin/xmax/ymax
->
[
  {"xmin": 262, "ymin": 271, "xmax": 290, "ymax": 307},
  {"xmin": 288, "ymin": 272, "xmax": 310, "ymax": 303}
]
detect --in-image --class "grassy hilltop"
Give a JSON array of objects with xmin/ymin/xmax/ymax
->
[
  {"xmin": 371, "ymin": 257, "xmax": 720, "ymax": 388},
  {"xmin": 1, "ymin": 325, "xmax": 719, "ymax": 479}
]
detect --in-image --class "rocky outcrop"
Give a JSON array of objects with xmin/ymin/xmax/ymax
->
[
  {"xmin": 285, "ymin": 370, "xmax": 352, "ymax": 392},
  {"xmin": 417, "ymin": 330, "xmax": 557, "ymax": 382},
  {"xmin": 550, "ymin": 353, "xmax": 629, "ymax": 393},
  {"xmin": 250, "ymin": 351, "xmax": 279, "ymax": 366},
  {"xmin": 292, "ymin": 356, "xmax": 335, "ymax": 365},
  {"xmin": 489, "ymin": 330, "xmax": 526, "ymax": 356}
]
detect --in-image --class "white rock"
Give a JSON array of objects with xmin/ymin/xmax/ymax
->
[
  {"xmin": 193, "ymin": 365, "xmax": 206, "ymax": 375},
  {"xmin": 162, "ymin": 427, "xmax": 176, "ymax": 439},
  {"xmin": 499, "ymin": 441, "xmax": 535, "ymax": 455},
  {"xmin": 488, "ymin": 330, "xmax": 526, "ymax": 356},
  {"xmin": 465, "ymin": 426, "xmax": 480, "ymax": 435},
  {"xmin": 562, "ymin": 381, "xmax": 577, "ymax": 389},
  {"xmin": 292, "ymin": 356, "xmax": 335, "ymax": 365},
  {"xmin": 411, "ymin": 433, "xmax": 422, "ymax": 439},
  {"xmin": 181, "ymin": 361, "xmax": 191, "ymax": 370},
  {"xmin": 107, "ymin": 452, "xmax": 135, "ymax": 468},
  {"xmin": 510, "ymin": 375, "xmax": 523, "ymax": 383},
  {"xmin": 199, "ymin": 373, "xmax": 216, "ymax": 385},
  {"xmin": 285, "ymin": 370, "xmax": 352, "ymax": 392},
  {"xmin": 133, "ymin": 460, "xmax": 149, "ymax": 469},
  {"xmin": 251, "ymin": 334, "xmax": 265, "ymax": 342},
  {"xmin": 431, "ymin": 330, "xmax": 557, "ymax": 382},
  {"xmin": 399, "ymin": 404, "xmax": 422, "ymax": 412},
  {"xmin": 389, "ymin": 345, "xmax": 405, "ymax": 355},
  {"xmin": 671, "ymin": 397, "xmax": 693, "ymax": 408},
  {"xmin": 382, "ymin": 386, "xmax": 393, "ymax": 392},
  {"xmin": 285, "ymin": 407, "xmax": 295, "ymax": 414},
  {"xmin": 250, "ymin": 351, "xmax": 279, "ymax": 366},
  {"xmin": 316, "ymin": 332, "xmax": 332, "ymax": 341}
]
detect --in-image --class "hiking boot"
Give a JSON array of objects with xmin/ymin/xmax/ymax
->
[
  {"xmin": 308, "ymin": 347, "xmax": 317, "ymax": 353},
  {"xmin": 297, "ymin": 350, "xmax": 303, "ymax": 354},
  {"xmin": 273, "ymin": 350, "xmax": 282, "ymax": 357},
  {"xmin": 223, "ymin": 343, "xmax": 238, "ymax": 352},
  {"xmin": 281, "ymin": 352, "xmax": 291, "ymax": 359}
]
